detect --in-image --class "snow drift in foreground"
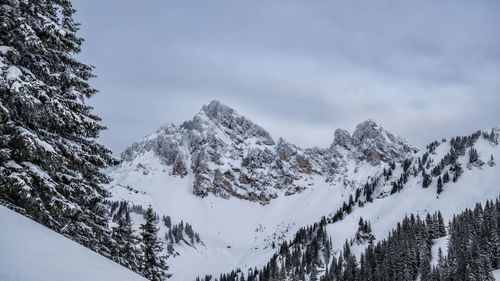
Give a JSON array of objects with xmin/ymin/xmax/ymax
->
[
  {"xmin": 495, "ymin": 269, "xmax": 500, "ymax": 280},
  {"xmin": 0, "ymin": 206, "xmax": 147, "ymax": 281}
]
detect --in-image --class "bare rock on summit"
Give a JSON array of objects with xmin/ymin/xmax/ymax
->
[
  {"xmin": 198, "ymin": 100, "xmax": 275, "ymax": 146},
  {"xmin": 115, "ymin": 102, "xmax": 416, "ymax": 203},
  {"xmin": 334, "ymin": 120, "xmax": 416, "ymax": 165},
  {"xmin": 333, "ymin": 129, "xmax": 352, "ymax": 148},
  {"xmin": 352, "ymin": 120, "xmax": 385, "ymax": 144}
]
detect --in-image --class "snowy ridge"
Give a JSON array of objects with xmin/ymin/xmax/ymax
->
[
  {"xmin": 211, "ymin": 127, "xmax": 500, "ymax": 280},
  {"xmin": 328, "ymin": 128, "xmax": 500, "ymax": 257},
  {"xmin": 106, "ymin": 101, "xmax": 500, "ymax": 280},
  {"xmin": 334, "ymin": 119, "xmax": 416, "ymax": 164},
  {"xmin": 115, "ymin": 100, "xmax": 415, "ymax": 203}
]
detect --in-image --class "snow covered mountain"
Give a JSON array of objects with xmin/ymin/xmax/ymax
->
[
  {"xmin": 107, "ymin": 100, "xmax": 500, "ymax": 280},
  {"xmin": 3, "ymin": 0, "xmax": 497, "ymax": 279},
  {"xmin": 116, "ymin": 100, "xmax": 415, "ymax": 203}
]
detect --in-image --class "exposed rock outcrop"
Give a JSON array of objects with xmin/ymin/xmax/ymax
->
[{"xmin": 116, "ymin": 101, "xmax": 416, "ymax": 203}]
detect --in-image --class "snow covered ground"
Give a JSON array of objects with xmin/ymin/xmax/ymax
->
[
  {"xmin": 327, "ymin": 136, "xmax": 500, "ymax": 259},
  {"xmin": 430, "ymin": 236, "xmax": 448, "ymax": 267},
  {"xmin": 494, "ymin": 269, "xmax": 500, "ymax": 280},
  {"xmin": 109, "ymin": 154, "xmax": 355, "ymax": 280},
  {"xmin": 107, "ymin": 127, "xmax": 500, "ymax": 280},
  {"xmin": 1, "ymin": 130, "xmax": 498, "ymax": 280},
  {"xmin": 0, "ymin": 206, "xmax": 147, "ymax": 281}
]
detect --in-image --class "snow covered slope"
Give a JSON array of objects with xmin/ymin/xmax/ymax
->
[
  {"xmin": 107, "ymin": 100, "xmax": 500, "ymax": 280},
  {"xmin": 326, "ymin": 131, "xmax": 500, "ymax": 259},
  {"xmin": 208, "ymin": 132, "xmax": 500, "ymax": 280},
  {"xmin": 495, "ymin": 269, "xmax": 500, "ymax": 280},
  {"xmin": 0, "ymin": 206, "xmax": 147, "ymax": 281},
  {"xmin": 109, "ymin": 157, "xmax": 356, "ymax": 280}
]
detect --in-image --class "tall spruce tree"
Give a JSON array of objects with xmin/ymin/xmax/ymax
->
[
  {"xmin": 422, "ymin": 170, "xmax": 432, "ymax": 188},
  {"xmin": 437, "ymin": 211, "xmax": 446, "ymax": 237},
  {"xmin": 437, "ymin": 177, "xmax": 443, "ymax": 195},
  {"xmin": 0, "ymin": 0, "xmax": 114, "ymax": 253},
  {"xmin": 112, "ymin": 210, "xmax": 141, "ymax": 271},
  {"xmin": 140, "ymin": 206, "xmax": 170, "ymax": 280},
  {"xmin": 443, "ymin": 171, "xmax": 450, "ymax": 183}
]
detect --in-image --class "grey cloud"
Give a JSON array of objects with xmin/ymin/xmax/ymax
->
[{"xmin": 74, "ymin": 0, "xmax": 500, "ymax": 154}]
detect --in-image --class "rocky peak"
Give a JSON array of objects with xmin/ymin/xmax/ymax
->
[
  {"xmin": 352, "ymin": 119, "xmax": 393, "ymax": 145},
  {"xmin": 201, "ymin": 100, "xmax": 235, "ymax": 123},
  {"xmin": 333, "ymin": 129, "xmax": 352, "ymax": 148},
  {"xmin": 332, "ymin": 120, "xmax": 416, "ymax": 165},
  {"xmin": 184, "ymin": 100, "xmax": 275, "ymax": 146},
  {"xmin": 117, "ymin": 107, "xmax": 418, "ymax": 203}
]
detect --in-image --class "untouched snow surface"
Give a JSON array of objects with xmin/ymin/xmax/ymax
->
[
  {"xmin": 0, "ymin": 206, "xmax": 147, "ymax": 281},
  {"xmin": 495, "ymin": 269, "xmax": 500, "ymax": 280}
]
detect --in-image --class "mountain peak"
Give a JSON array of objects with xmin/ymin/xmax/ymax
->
[
  {"xmin": 200, "ymin": 100, "xmax": 235, "ymax": 122},
  {"xmin": 120, "ymin": 107, "xmax": 416, "ymax": 202},
  {"xmin": 333, "ymin": 119, "xmax": 387, "ymax": 148},
  {"xmin": 332, "ymin": 119, "xmax": 415, "ymax": 164},
  {"xmin": 191, "ymin": 100, "xmax": 275, "ymax": 146},
  {"xmin": 352, "ymin": 119, "xmax": 387, "ymax": 144},
  {"xmin": 333, "ymin": 129, "xmax": 352, "ymax": 148}
]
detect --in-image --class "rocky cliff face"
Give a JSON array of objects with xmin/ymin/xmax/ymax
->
[
  {"xmin": 333, "ymin": 120, "xmax": 416, "ymax": 164},
  {"xmin": 117, "ymin": 101, "xmax": 417, "ymax": 203}
]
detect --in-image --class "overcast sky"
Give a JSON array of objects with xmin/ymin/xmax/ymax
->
[{"xmin": 73, "ymin": 0, "xmax": 500, "ymax": 154}]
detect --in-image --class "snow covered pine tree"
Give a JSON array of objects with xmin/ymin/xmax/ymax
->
[
  {"xmin": 112, "ymin": 210, "xmax": 141, "ymax": 271},
  {"xmin": 0, "ymin": 0, "xmax": 115, "ymax": 255},
  {"xmin": 140, "ymin": 206, "xmax": 170, "ymax": 281}
]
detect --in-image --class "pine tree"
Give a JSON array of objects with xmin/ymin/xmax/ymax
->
[
  {"xmin": 437, "ymin": 211, "xmax": 446, "ymax": 237},
  {"xmin": 437, "ymin": 177, "xmax": 443, "ymax": 195},
  {"xmin": 162, "ymin": 215, "xmax": 171, "ymax": 228},
  {"xmin": 443, "ymin": 171, "xmax": 450, "ymax": 183},
  {"xmin": 426, "ymin": 213, "xmax": 436, "ymax": 239},
  {"xmin": 469, "ymin": 147, "xmax": 478, "ymax": 163},
  {"xmin": 112, "ymin": 210, "xmax": 141, "ymax": 271},
  {"xmin": 422, "ymin": 171, "xmax": 432, "ymax": 188},
  {"xmin": 0, "ymin": 0, "xmax": 115, "ymax": 254},
  {"xmin": 310, "ymin": 265, "xmax": 318, "ymax": 281},
  {"xmin": 166, "ymin": 242, "xmax": 174, "ymax": 255},
  {"xmin": 420, "ymin": 253, "xmax": 431, "ymax": 281},
  {"xmin": 140, "ymin": 206, "xmax": 170, "ymax": 280},
  {"xmin": 453, "ymin": 163, "xmax": 462, "ymax": 182},
  {"xmin": 488, "ymin": 154, "xmax": 496, "ymax": 167}
]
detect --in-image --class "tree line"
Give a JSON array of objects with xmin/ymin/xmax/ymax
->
[{"xmin": 197, "ymin": 197, "xmax": 500, "ymax": 281}]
